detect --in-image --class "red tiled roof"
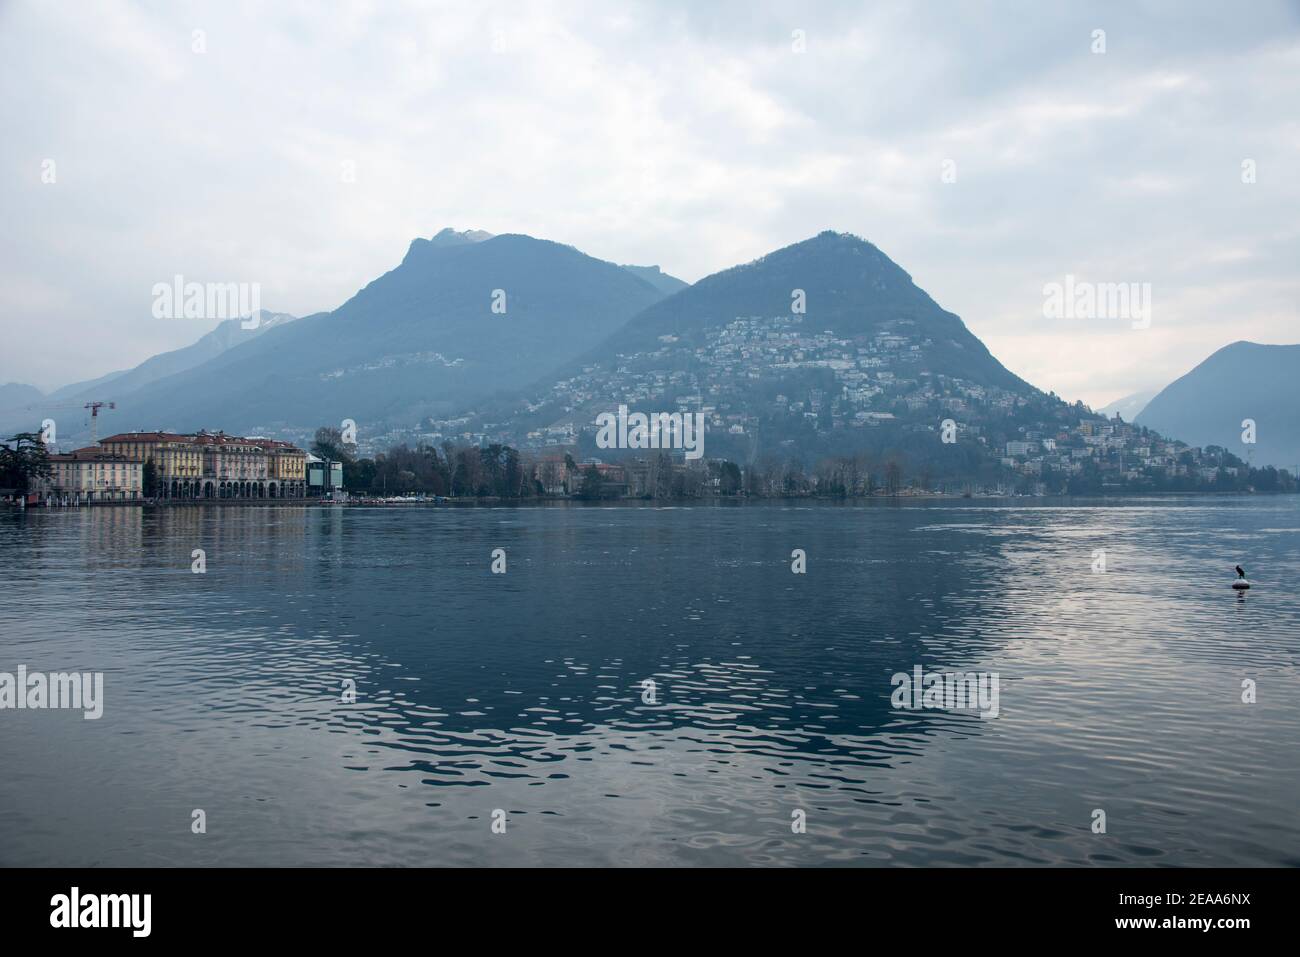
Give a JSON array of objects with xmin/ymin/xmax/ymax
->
[
  {"xmin": 48, "ymin": 447, "xmax": 143, "ymax": 463},
  {"xmin": 98, "ymin": 431, "xmax": 303, "ymax": 452},
  {"xmin": 99, "ymin": 432, "xmax": 191, "ymax": 443}
]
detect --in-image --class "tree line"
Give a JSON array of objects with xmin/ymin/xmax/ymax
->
[{"xmin": 309, "ymin": 427, "xmax": 920, "ymax": 499}]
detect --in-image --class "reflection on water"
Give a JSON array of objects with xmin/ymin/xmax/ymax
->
[{"xmin": 1, "ymin": 499, "xmax": 1298, "ymax": 866}]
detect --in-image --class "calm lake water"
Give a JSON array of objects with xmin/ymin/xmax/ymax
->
[{"xmin": 1, "ymin": 498, "xmax": 1297, "ymax": 867}]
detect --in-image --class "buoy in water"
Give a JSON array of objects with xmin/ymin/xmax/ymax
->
[{"xmin": 1232, "ymin": 579, "xmax": 1251, "ymax": 590}]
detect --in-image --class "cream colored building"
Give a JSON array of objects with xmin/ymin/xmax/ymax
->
[
  {"xmin": 98, "ymin": 430, "xmax": 307, "ymax": 499},
  {"xmin": 266, "ymin": 440, "xmax": 308, "ymax": 488},
  {"xmin": 44, "ymin": 448, "xmax": 143, "ymax": 502}
]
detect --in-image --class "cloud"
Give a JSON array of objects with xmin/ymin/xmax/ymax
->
[{"xmin": 0, "ymin": 0, "xmax": 1297, "ymax": 408}]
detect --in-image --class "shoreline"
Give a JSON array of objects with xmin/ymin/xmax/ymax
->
[{"xmin": 6, "ymin": 489, "xmax": 1296, "ymax": 511}]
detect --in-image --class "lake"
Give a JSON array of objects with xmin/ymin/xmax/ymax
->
[{"xmin": 1, "ymin": 498, "xmax": 1297, "ymax": 866}]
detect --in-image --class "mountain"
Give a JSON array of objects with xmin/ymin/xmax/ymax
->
[
  {"xmin": 429, "ymin": 227, "xmax": 494, "ymax": 247},
  {"xmin": 70, "ymin": 312, "xmax": 297, "ymax": 403},
  {"xmin": 439, "ymin": 232, "xmax": 1280, "ymax": 495},
  {"xmin": 461, "ymin": 231, "xmax": 1043, "ymax": 468},
  {"xmin": 592, "ymin": 232, "xmax": 1027, "ymax": 388},
  {"xmin": 427, "ymin": 230, "xmax": 687, "ymax": 294},
  {"xmin": 0, "ymin": 382, "xmax": 45, "ymax": 418},
  {"xmin": 2, "ymin": 313, "xmax": 297, "ymax": 441},
  {"xmin": 430, "ymin": 231, "xmax": 689, "ymax": 294},
  {"xmin": 88, "ymin": 232, "xmax": 673, "ymax": 441},
  {"xmin": 50, "ymin": 314, "xmax": 297, "ymax": 404},
  {"xmin": 48, "ymin": 369, "xmax": 127, "ymax": 402},
  {"xmin": 619, "ymin": 264, "xmax": 689, "ymax": 297},
  {"xmin": 1136, "ymin": 341, "xmax": 1300, "ymax": 469},
  {"xmin": 1097, "ymin": 389, "xmax": 1156, "ymax": 422}
]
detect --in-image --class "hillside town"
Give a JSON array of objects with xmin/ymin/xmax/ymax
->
[
  {"xmin": 3, "ymin": 396, "xmax": 1294, "ymax": 507},
  {"xmin": 371, "ymin": 311, "xmax": 1293, "ymax": 497},
  {"xmin": 3, "ymin": 309, "xmax": 1295, "ymax": 507}
]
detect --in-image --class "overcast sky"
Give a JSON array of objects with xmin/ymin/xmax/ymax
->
[{"xmin": 2, "ymin": 0, "xmax": 1298, "ymax": 407}]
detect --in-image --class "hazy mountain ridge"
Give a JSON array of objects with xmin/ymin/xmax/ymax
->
[
  {"xmin": 48, "ymin": 369, "xmax": 128, "ymax": 402},
  {"xmin": 1097, "ymin": 389, "xmax": 1156, "ymax": 422},
  {"xmin": 618, "ymin": 264, "xmax": 689, "ymax": 297},
  {"xmin": 1136, "ymin": 341, "xmax": 1300, "ymax": 469},
  {"xmin": 57, "ymin": 232, "xmax": 674, "ymax": 441},
  {"xmin": 0, "ymin": 382, "xmax": 45, "ymax": 411},
  {"xmin": 92, "ymin": 312, "xmax": 298, "ymax": 402},
  {"xmin": 0, "ymin": 313, "xmax": 296, "ymax": 439}
]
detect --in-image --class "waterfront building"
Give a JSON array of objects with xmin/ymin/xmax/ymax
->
[
  {"xmin": 43, "ymin": 448, "xmax": 144, "ymax": 503},
  {"xmin": 305, "ymin": 454, "xmax": 344, "ymax": 498},
  {"xmin": 264, "ymin": 440, "xmax": 308, "ymax": 494},
  {"xmin": 98, "ymin": 430, "xmax": 308, "ymax": 499}
]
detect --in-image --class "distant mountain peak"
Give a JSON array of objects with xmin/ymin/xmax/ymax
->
[
  {"xmin": 1096, "ymin": 388, "xmax": 1157, "ymax": 422},
  {"xmin": 735, "ymin": 230, "xmax": 898, "ymax": 273},
  {"xmin": 401, "ymin": 228, "xmax": 497, "ymax": 266},
  {"xmin": 0, "ymin": 381, "xmax": 46, "ymax": 414},
  {"xmin": 430, "ymin": 227, "xmax": 495, "ymax": 246},
  {"xmin": 804, "ymin": 229, "xmax": 874, "ymax": 248},
  {"xmin": 619, "ymin": 263, "xmax": 689, "ymax": 296},
  {"xmin": 1136, "ymin": 339, "xmax": 1300, "ymax": 468}
]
